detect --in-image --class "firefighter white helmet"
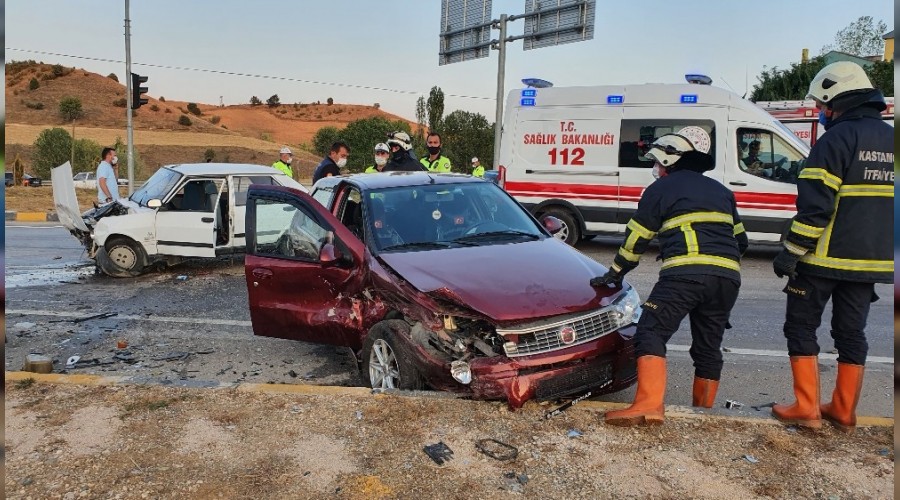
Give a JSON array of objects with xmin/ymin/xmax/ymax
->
[
  {"xmin": 645, "ymin": 127, "xmax": 710, "ymax": 167},
  {"xmin": 807, "ymin": 61, "xmax": 874, "ymax": 104},
  {"xmin": 386, "ymin": 131, "xmax": 412, "ymax": 151}
]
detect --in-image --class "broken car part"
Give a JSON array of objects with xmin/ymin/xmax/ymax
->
[
  {"xmin": 475, "ymin": 439, "xmax": 518, "ymax": 461},
  {"xmin": 423, "ymin": 441, "xmax": 454, "ymax": 465}
]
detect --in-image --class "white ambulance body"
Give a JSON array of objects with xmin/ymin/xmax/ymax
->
[
  {"xmin": 497, "ymin": 83, "xmax": 812, "ymax": 245},
  {"xmin": 758, "ymin": 97, "xmax": 894, "ymax": 147}
]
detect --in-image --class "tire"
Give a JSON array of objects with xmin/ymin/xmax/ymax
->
[
  {"xmin": 362, "ymin": 321, "xmax": 425, "ymax": 391},
  {"xmin": 542, "ymin": 207, "xmax": 580, "ymax": 246},
  {"xmin": 100, "ymin": 237, "xmax": 146, "ymax": 277}
]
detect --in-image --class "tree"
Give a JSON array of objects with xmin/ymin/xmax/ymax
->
[
  {"xmin": 267, "ymin": 94, "xmax": 281, "ymax": 107},
  {"xmin": 414, "ymin": 95, "xmax": 428, "ymax": 145},
  {"xmin": 312, "ymin": 117, "xmax": 414, "ymax": 172},
  {"xmin": 31, "ymin": 127, "xmax": 102, "ymax": 178},
  {"xmin": 426, "ymin": 86, "xmax": 445, "ymax": 131},
  {"xmin": 178, "ymin": 115, "xmax": 192, "ymax": 126},
  {"xmin": 250, "ymin": 96, "xmax": 262, "ymax": 106},
  {"xmin": 312, "ymin": 126, "xmax": 342, "ymax": 159},
  {"xmin": 750, "ymin": 57, "xmax": 827, "ymax": 102},
  {"xmin": 58, "ymin": 96, "xmax": 84, "ymax": 121},
  {"xmin": 866, "ymin": 60, "xmax": 894, "ymax": 96},
  {"xmin": 821, "ymin": 16, "xmax": 888, "ymax": 57},
  {"xmin": 440, "ymin": 110, "xmax": 494, "ymax": 173},
  {"xmin": 29, "ymin": 77, "xmax": 39, "ymax": 90},
  {"xmin": 204, "ymin": 149, "xmax": 216, "ymax": 162},
  {"xmin": 107, "ymin": 73, "xmax": 119, "ymax": 82},
  {"xmin": 186, "ymin": 102, "xmax": 202, "ymax": 116}
]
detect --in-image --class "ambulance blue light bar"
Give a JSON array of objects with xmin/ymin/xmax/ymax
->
[
  {"xmin": 607, "ymin": 95, "xmax": 624, "ymax": 104},
  {"xmin": 680, "ymin": 94, "xmax": 699, "ymax": 104},
  {"xmin": 520, "ymin": 98, "xmax": 536, "ymax": 106},
  {"xmin": 521, "ymin": 89, "xmax": 537, "ymax": 97}
]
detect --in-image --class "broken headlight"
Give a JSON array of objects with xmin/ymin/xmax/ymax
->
[{"xmin": 611, "ymin": 287, "xmax": 642, "ymax": 326}]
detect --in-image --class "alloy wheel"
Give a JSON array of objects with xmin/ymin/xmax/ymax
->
[{"xmin": 368, "ymin": 339, "xmax": 401, "ymax": 389}]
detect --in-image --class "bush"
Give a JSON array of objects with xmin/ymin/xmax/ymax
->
[
  {"xmin": 149, "ymin": 104, "xmax": 160, "ymax": 112},
  {"xmin": 250, "ymin": 96, "xmax": 262, "ymax": 106},
  {"xmin": 25, "ymin": 101, "xmax": 45, "ymax": 110},
  {"xmin": 113, "ymin": 97, "xmax": 127, "ymax": 108},
  {"xmin": 204, "ymin": 149, "xmax": 216, "ymax": 162},
  {"xmin": 327, "ymin": 97, "xmax": 334, "ymax": 105},
  {"xmin": 107, "ymin": 73, "xmax": 119, "ymax": 82},
  {"xmin": 267, "ymin": 94, "xmax": 281, "ymax": 107},
  {"xmin": 31, "ymin": 128, "xmax": 102, "ymax": 178},
  {"xmin": 186, "ymin": 102, "xmax": 202, "ymax": 116},
  {"xmin": 58, "ymin": 96, "xmax": 84, "ymax": 121},
  {"xmin": 51, "ymin": 64, "xmax": 65, "ymax": 77},
  {"xmin": 210, "ymin": 115, "xmax": 221, "ymax": 124},
  {"xmin": 159, "ymin": 96, "xmax": 166, "ymax": 102},
  {"xmin": 374, "ymin": 103, "xmax": 380, "ymax": 109},
  {"xmin": 164, "ymin": 108, "xmax": 172, "ymax": 114},
  {"xmin": 29, "ymin": 77, "xmax": 39, "ymax": 90},
  {"xmin": 178, "ymin": 115, "xmax": 192, "ymax": 126}
]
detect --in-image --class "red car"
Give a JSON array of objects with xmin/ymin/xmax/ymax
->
[{"xmin": 245, "ymin": 173, "xmax": 639, "ymax": 408}]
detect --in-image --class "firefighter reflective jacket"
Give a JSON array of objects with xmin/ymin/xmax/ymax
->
[
  {"xmin": 420, "ymin": 155, "xmax": 452, "ymax": 173},
  {"xmin": 784, "ymin": 106, "xmax": 893, "ymax": 283},
  {"xmin": 611, "ymin": 167, "xmax": 748, "ymax": 282}
]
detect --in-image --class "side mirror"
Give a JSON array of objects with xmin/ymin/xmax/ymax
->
[
  {"xmin": 147, "ymin": 199, "xmax": 162, "ymax": 208},
  {"xmin": 542, "ymin": 215, "xmax": 564, "ymax": 235},
  {"xmin": 319, "ymin": 243, "xmax": 343, "ymax": 266}
]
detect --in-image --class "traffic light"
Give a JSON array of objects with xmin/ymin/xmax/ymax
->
[{"xmin": 131, "ymin": 72, "xmax": 149, "ymax": 109}]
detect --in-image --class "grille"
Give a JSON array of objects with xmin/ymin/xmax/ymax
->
[
  {"xmin": 498, "ymin": 308, "xmax": 620, "ymax": 357},
  {"xmin": 534, "ymin": 361, "xmax": 614, "ymax": 400}
]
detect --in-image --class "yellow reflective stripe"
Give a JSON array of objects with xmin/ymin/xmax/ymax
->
[
  {"xmin": 815, "ymin": 196, "xmax": 840, "ymax": 257},
  {"xmin": 837, "ymin": 184, "xmax": 894, "ymax": 197},
  {"xmin": 801, "ymin": 254, "xmax": 894, "ymax": 273},
  {"xmin": 682, "ymin": 226, "xmax": 699, "ymax": 255},
  {"xmin": 661, "ymin": 254, "xmax": 741, "ymax": 272},
  {"xmin": 798, "ymin": 168, "xmax": 842, "ymax": 191},
  {"xmin": 733, "ymin": 222, "xmax": 745, "ymax": 235},
  {"xmin": 611, "ymin": 263, "xmax": 623, "ymax": 273},
  {"xmin": 784, "ymin": 241, "xmax": 808, "ymax": 256},
  {"xmin": 660, "ymin": 212, "xmax": 733, "ymax": 232},
  {"xmin": 617, "ymin": 247, "xmax": 641, "ymax": 263},
  {"xmin": 624, "ymin": 219, "xmax": 656, "ymax": 251},
  {"xmin": 790, "ymin": 220, "xmax": 825, "ymax": 238}
]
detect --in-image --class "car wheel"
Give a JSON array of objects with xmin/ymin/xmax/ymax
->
[
  {"xmin": 99, "ymin": 237, "xmax": 146, "ymax": 277},
  {"xmin": 542, "ymin": 207, "xmax": 580, "ymax": 246},
  {"xmin": 362, "ymin": 322, "xmax": 424, "ymax": 391}
]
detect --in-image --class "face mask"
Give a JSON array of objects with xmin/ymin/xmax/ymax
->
[
  {"xmin": 336, "ymin": 158, "xmax": 348, "ymax": 169},
  {"xmin": 285, "ymin": 157, "xmax": 293, "ymax": 165},
  {"xmin": 375, "ymin": 156, "xmax": 387, "ymax": 166},
  {"xmin": 428, "ymin": 146, "xmax": 441, "ymax": 156},
  {"xmin": 111, "ymin": 156, "xmax": 119, "ymax": 165},
  {"xmin": 818, "ymin": 108, "xmax": 835, "ymax": 130},
  {"xmin": 651, "ymin": 165, "xmax": 663, "ymax": 179}
]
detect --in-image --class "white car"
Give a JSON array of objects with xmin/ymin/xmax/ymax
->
[
  {"xmin": 73, "ymin": 171, "xmax": 129, "ymax": 189},
  {"xmin": 52, "ymin": 162, "xmax": 307, "ymax": 277}
]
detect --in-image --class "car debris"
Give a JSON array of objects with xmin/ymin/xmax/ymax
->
[
  {"xmin": 65, "ymin": 355, "xmax": 81, "ymax": 369},
  {"xmin": 62, "ymin": 312, "xmax": 117, "ymax": 324},
  {"xmin": 422, "ymin": 441, "xmax": 454, "ymax": 465},
  {"xmin": 566, "ymin": 429, "xmax": 583, "ymax": 439},
  {"xmin": 724, "ymin": 399, "xmax": 744, "ymax": 410},
  {"xmin": 475, "ymin": 439, "xmax": 518, "ymax": 461},
  {"xmin": 544, "ymin": 390, "xmax": 593, "ymax": 419},
  {"xmin": 501, "ymin": 472, "xmax": 529, "ymax": 493},
  {"xmin": 743, "ymin": 454, "xmax": 759, "ymax": 464},
  {"xmin": 13, "ymin": 322, "xmax": 37, "ymax": 330},
  {"xmin": 23, "ymin": 354, "xmax": 53, "ymax": 374},
  {"xmin": 175, "ymin": 275, "xmax": 189, "ymax": 282},
  {"xmin": 153, "ymin": 352, "xmax": 192, "ymax": 362},
  {"xmin": 751, "ymin": 402, "xmax": 776, "ymax": 411}
]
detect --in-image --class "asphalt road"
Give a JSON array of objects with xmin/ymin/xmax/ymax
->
[{"xmin": 4, "ymin": 223, "xmax": 894, "ymax": 418}]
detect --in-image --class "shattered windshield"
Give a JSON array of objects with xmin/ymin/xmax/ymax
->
[{"xmin": 129, "ymin": 168, "xmax": 183, "ymax": 207}]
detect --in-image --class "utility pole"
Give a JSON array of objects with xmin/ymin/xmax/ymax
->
[
  {"xmin": 491, "ymin": 14, "xmax": 507, "ymax": 171},
  {"xmin": 124, "ymin": 0, "xmax": 134, "ymax": 194}
]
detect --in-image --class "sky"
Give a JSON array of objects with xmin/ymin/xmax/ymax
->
[{"xmin": 5, "ymin": 0, "xmax": 894, "ymax": 122}]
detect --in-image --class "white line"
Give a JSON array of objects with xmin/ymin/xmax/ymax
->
[
  {"xmin": 6, "ymin": 309, "xmax": 251, "ymax": 327},
  {"xmin": 667, "ymin": 343, "xmax": 893, "ymax": 365}
]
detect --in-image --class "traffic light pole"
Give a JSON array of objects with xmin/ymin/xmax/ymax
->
[{"xmin": 124, "ymin": 0, "xmax": 134, "ymax": 194}]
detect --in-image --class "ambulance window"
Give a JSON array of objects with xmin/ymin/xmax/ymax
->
[
  {"xmin": 737, "ymin": 128, "xmax": 804, "ymax": 184},
  {"xmin": 619, "ymin": 120, "xmax": 716, "ymax": 168}
]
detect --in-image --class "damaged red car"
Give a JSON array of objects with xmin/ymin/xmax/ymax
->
[{"xmin": 244, "ymin": 172, "xmax": 639, "ymax": 408}]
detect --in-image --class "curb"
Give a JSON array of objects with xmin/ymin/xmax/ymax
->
[
  {"xmin": 6, "ymin": 211, "xmax": 59, "ymax": 222},
  {"xmin": 6, "ymin": 371, "xmax": 893, "ymax": 428}
]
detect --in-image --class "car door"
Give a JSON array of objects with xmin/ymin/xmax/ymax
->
[
  {"xmin": 155, "ymin": 178, "xmax": 224, "ymax": 257},
  {"xmin": 245, "ymin": 185, "xmax": 366, "ymax": 347}
]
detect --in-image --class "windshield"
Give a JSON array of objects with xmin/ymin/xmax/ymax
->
[
  {"xmin": 364, "ymin": 182, "xmax": 544, "ymax": 252},
  {"xmin": 129, "ymin": 168, "xmax": 183, "ymax": 206}
]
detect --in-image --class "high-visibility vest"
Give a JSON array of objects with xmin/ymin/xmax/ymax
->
[
  {"xmin": 272, "ymin": 160, "xmax": 292, "ymax": 177},
  {"xmin": 472, "ymin": 165, "xmax": 485, "ymax": 177},
  {"xmin": 420, "ymin": 156, "xmax": 452, "ymax": 173}
]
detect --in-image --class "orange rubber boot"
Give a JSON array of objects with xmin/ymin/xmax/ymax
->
[
  {"xmin": 820, "ymin": 362, "xmax": 864, "ymax": 433},
  {"xmin": 692, "ymin": 377, "xmax": 719, "ymax": 408},
  {"xmin": 772, "ymin": 356, "xmax": 821, "ymax": 429},
  {"xmin": 605, "ymin": 355, "xmax": 666, "ymax": 426}
]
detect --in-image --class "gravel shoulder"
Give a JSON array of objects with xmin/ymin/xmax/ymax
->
[{"xmin": 5, "ymin": 380, "xmax": 894, "ymax": 499}]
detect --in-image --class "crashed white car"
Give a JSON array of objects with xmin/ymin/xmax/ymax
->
[{"xmin": 52, "ymin": 162, "xmax": 307, "ymax": 277}]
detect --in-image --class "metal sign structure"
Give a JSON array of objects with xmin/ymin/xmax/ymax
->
[
  {"xmin": 522, "ymin": 0, "xmax": 595, "ymax": 51},
  {"xmin": 439, "ymin": 0, "xmax": 494, "ymax": 66}
]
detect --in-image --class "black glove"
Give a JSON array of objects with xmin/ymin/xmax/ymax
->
[
  {"xmin": 773, "ymin": 249, "xmax": 801, "ymax": 279},
  {"xmin": 590, "ymin": 268, "xmax": 623, "ymax": 287}
]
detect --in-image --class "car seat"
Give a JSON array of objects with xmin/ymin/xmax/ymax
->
[{"xmin": 181, "ymin": 182, "xmax": 209, "ymax": 211}]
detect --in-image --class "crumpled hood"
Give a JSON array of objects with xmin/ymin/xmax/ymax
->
[{"xmin": 378, "ymin": 238, "xmax": 610, "ymax": 322}]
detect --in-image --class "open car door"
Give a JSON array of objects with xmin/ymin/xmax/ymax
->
[{"xmin": 245, "ymin": 184, "xmax": 366, "ymax": 347}]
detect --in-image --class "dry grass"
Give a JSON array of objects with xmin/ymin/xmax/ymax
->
[{"xmin": 6, "ymin": 185, "xmax": 107, "ymax": 212}]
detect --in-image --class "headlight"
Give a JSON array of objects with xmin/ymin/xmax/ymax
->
[
  {"xmin": 611, "ymin": 287, "xmax": 642, "ymax": 326},
  {"xmin": 450, "ymin": 360, "xmax": 472, "ymax": 385}
]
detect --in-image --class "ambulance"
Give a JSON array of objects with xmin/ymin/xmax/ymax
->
[
  {"xmin": 496, "ymin": 81, "xmax": 813, "ymax": 245},
  {"xmin": 758, "ymin": 97, "xmax": 894, "ymax": 147}
]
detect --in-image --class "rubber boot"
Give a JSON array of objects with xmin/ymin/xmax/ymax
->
[
  {"xmin": 605, "ymin": 355, "xmax": 666, "ymax": 426},
  {"xmin": 772, "ymin": 356, "xmax": 821, "ymax": 429},
  {"xmin": 692, "ymin": 377, "xmax": 719, "ymax": 408},
  {"xmin": 820, "ymin": 362, "xmax": 864, "ymax": 433}
]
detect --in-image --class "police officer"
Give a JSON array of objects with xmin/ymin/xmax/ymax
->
[
  {"xmin": 771, "ymin": 61, "xmax": 893, "ymax": 432},
  {"xmin": 592, "ymin": 128, "xmax": 748, "ymax": 426},
  {"xmin": 420, "ymin": 132, "xmax": 452, "ymax": 173},
  {"xmin": 365, "ymin": 143, "xmax": 391, "ymax": 173},
  {"xmin": 273, "ymin": 146, "xmax": 293, "ymax": 178},
  {"xmin": 471, "ymin": 157, "xmax": 485, "ymax": 178},
  {"xmin": 383, "ymin": 132, "xmax": 425, "ymax": 172}
]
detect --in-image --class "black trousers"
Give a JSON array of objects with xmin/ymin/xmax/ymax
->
[
  {"xmin": 634, "ymin": 275, "xmax": 740, "ymax": 380},
  {"xmin": 783, "ymin": 273, "xmax": 875, "ymax": 365}
]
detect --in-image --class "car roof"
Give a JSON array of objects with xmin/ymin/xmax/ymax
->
[
  {"xmin": 316, "ymin": 172, "xmax": 486, "ymax": 191},
  {"xmin": 164, "ymin": 163, "xmax": 281, "ymax": 176}
]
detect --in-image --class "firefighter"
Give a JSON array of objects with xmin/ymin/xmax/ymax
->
[
  {"xmin": 771, "ymin": 61, "xmax": 893, "ymax": 432},
  {"xmin": 383, "ymin": 132, "xmax": 425, "ymax": 172},
  {"xmin": 591, "ymin": 127, "xmax": 748, "ymax": 426}
]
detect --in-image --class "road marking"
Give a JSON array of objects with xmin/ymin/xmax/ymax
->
[{"xmin": 667, "ymin": 343, "xmax": 893, "ymax": 365}]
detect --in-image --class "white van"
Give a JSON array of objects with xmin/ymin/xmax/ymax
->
[{"xmin": 496, "ymin": 83, "xmax": 811, "ymax": 245}]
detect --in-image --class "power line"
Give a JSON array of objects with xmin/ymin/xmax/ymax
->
[{"xmin": 6, "ymin": 47, "xmax": 494, "ymax": 101}]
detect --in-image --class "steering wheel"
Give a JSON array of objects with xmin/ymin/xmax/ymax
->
[{"xmin": 462, "ymin": 220, "xmax": 508, "ymax": 236}]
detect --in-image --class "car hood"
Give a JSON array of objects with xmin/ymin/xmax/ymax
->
[
  {"xmin": 51, "ymin": 162, "xmax": 89, "ymax": 232},
  {"xmin": 377, "ymin": 238, "xmax": 610, "ymax": 322}
]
